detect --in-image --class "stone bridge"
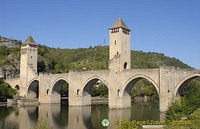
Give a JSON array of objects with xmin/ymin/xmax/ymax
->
[
  {"xmin": 5, "ymin": 66, "xmax": 200, "ymax": 112},
  {"xmin": 3, "ymin": 18, "xmax": 200, "ymax": 112}
]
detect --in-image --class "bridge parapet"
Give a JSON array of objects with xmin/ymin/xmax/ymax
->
[{"xmin": 69, "ymin": 69, "xmax": 110, "ymax": 73}]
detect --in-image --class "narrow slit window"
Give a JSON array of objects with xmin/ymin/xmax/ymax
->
[{"xmin": 77, "ymin": 89, "xmax": 80, "ymax": 95}]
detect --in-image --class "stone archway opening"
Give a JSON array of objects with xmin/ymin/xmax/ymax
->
[
  {"xmin": 173, "ymin": 76, "xmax": 200, "ymax": 119},
  {"xmin": 124, "ymin": 78, "xmax": 159, "ymax": 103},
  {"xmin": 82, "ymin": 78, "xmax": 109, "ymax": 128},
  {"xmin": 176, "ymin": 76, "xmax": 200, "ymax": 98},
  {"xmin": 51, "ymin": 79, "xmax": 69, "ymax": 104},
  {"xmin": 123, "ymin": 77, "xmax": 159, "ymax": 120},
  {"xmin": 14, "ymin": 85, "xmax": 20, "ymax": 97},
  {"xmin": 27, "ymin": 80, "xmax": 39, "ymax": 99},
  {"xmin": 82, "ymin": 78, "xmax": 109, "ymax": 106}
]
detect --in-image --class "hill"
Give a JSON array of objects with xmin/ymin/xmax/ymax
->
[
  {"xmin": 0, "ymin": 36, "xmax": 192, "ymax": 77},
  {"xmin": 37, "ymin": 44, "xmax": 192, "ymax": 73}
]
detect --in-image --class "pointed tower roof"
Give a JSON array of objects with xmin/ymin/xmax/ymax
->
[
  {"xmin": 109, "ymin": 17, "xmax": 130, "ymax": 30},
  {"xmin": 24, "ymin": 35, "xmax": 37, "ymax": 45}
]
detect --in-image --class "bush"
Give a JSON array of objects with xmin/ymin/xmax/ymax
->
[
  {"xmin": 165, "ymin": 79, "xmax": 200, "ymax": 121},
  {"xmin": 0, "ymin": 81, "xmax": 16, "ymax": 102},
  {"xmin": 31, "ymin": 117, "xmax": 52, "ymax": 129},
  {"xmin": 0, "ymin": 46, "xmax": 10, "ymax": 56},
  {"xmin": 164, "ymin": 108, "xmax": 200, "ymax": 129}
]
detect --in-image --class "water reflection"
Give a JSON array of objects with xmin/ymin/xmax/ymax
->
[
  {"xmin": 27, "ymin": 107, "xmax": 38, "ymax": 123},
  {"xmin": 0, "ymin": 102, "xmax": 161, "ymax": 129},
  {"xmin": 131, "ymin": 102, "xmax": 160, "ymax": 121}
]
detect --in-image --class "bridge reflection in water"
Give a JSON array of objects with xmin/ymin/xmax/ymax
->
[{"xmin": 0, "ymin": 103, "xmax": 163, "ymax": 129}]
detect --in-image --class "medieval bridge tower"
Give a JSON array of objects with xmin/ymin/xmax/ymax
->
[
  {"xmin": 4, "ymin": 18, "xmax": 200, "ymax": 112},
  {"xmin": 109, "ymin": 17, "xmax": 131, "ymax": 72},
  {"xmin": 20, "ymin": 35, "xmax": 38, "ymax": 98}
]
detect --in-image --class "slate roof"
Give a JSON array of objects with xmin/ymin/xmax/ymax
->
[
  {"xmin": 24, "ymin": 35, "xmax": 37, "ymax": 45},
  {"xmin": 109, "ymin": 17, "xmax": 130, "ymax": 30}
]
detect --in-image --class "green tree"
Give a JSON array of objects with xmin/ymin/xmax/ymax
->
[
  {"xmin": 61, "ymin": 83, "xmax": 68, "ymax": 97},
  {"xmin": 0, "ymin": 81, "xmax": 17, "ymax": 102},
  {"xmin": 165, "ymin": 78, "xmax": 200, "ymax": 121},
  {"xmin": 91, "ymin": 83, "xmax": 108, "ymax": 97}
]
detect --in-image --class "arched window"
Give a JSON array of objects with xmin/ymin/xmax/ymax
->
[{"xmin": 15, "ymin": 85, "xmax": 20, "ymax": 90}]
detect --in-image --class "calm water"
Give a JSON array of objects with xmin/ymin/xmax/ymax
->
[{"xmin": 0, "ymin": 102, "xmax": 161, "ymax": 129}]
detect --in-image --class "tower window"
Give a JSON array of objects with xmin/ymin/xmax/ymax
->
[
  {"xmin": 117, "ymin": 51, "xmax": 118, "ymax": 55},
  {"xmin": 124, "ymin": 62, "xmax": 127, "ymax": 69},
  {"xmin": 115, "ymin": 40, "xmax": 116, "ymax": 45},
  {"xmin": 111, "ymin": 28, "xmax": 119, "ymax": 33},
  {"xmin": 31, "ymin": 56, "xmax": 32, "ymax": 59},
  {"xmin": 122, "ymin": 29, "xmax": 129, "ymax": 35},
  {"xmin": 77, "ymin": 89, "xmax": 80, "ymax": 95}
]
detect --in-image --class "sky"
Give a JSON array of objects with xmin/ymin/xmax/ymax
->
[{"xmin": 0, "ymin": 0, "xmax": 200, "ymax": 68}]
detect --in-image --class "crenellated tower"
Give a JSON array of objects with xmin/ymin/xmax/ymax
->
[{"xmin": 109, "ymin": 18, "xmax": 131, "ymax": 72}]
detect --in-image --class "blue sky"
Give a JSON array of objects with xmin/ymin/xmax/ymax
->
[{"xmin": 0, "ymin": 0, "xmax": 200, "ymax": 68}]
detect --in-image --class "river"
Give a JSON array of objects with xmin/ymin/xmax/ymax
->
[{"xmin": 0, "ymin": 102, "xmax": 161, "ymax": 129}]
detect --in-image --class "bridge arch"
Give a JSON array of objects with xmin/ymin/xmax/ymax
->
[
  {"xmin": 82, "ymin": 76, "xmax": 109, "ymax": 89},
  {"xmin": 50, "ymin": 77, "xmax": 69, "ymax": 95},
  {"xmin": 27, "ymin": 79, "xmax": 39, "ymax": 99},
  {"xmin": 121, "ymin": 74, "xmax": 159, "ymax": 108},
  {"xmin": 82, "ymin": 76, "xmax": 109, "ymax": 106},
  {"xmin": 175, "ymin": 74, "xmax": 200, "ymax": 97},
  {"xmin": 50, "ymin": 77, "xmax": 69, "ymax": 103},
  {"xmin": 122, "ymin": 74, "xmax": 159, "ymax": 96}
]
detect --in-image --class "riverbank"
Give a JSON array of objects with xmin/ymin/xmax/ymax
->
[
  {"xmin": 91, "ymin": 96, "xmax": 158, "ymax": 105},
  {"xmin": 1, "ymin": 96, "xmax": 158, "ymax": 106},
  {"xmin": 91, "ymin": 97, "xmax": 108, "ymax": 105}
]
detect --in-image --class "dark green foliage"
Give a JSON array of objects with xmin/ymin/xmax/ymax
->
[
  {"xmin": 61, "ymin": 83, "xmax": 68, "ymax": 97},
  {"xmin": 36, "ymin": 45, "xmax": 191, "ymax": 73},
  {"xmin": 0, "ymin": 81, "xmax": 17, "ymax": 102},
  {"xmin": 91, "ymin": 83, "xmax": 108, "ymax": 97},
  {"xmin": 131, "ymin": 79, "xmax": 158, "ymax": 100},
  {"xmin": 0, "ymin": 46, "xmax": 10, "ymax": 56},
  {"xmin": 0, "ymin": 41, "xmax": 192, "ymax": 74},
  {"xmin": 164, "ymin": 108, "xmax": 200, "ymax": 129},
  {"xmin": 38, "ymin": 61, "xmax": 46, "ymax": 72},
  {"xmin": 131, "ymin": 51, "xmax": 191, "ymax": 69}
]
